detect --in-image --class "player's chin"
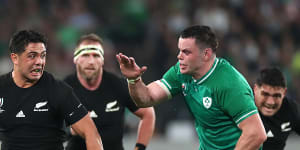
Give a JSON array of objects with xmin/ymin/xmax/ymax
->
[
  {"xmin": 180, "ymin": 68, "xmax": 188, "ymax": 74},
  {"xmin": 30, "ymin": 75, "xmax": 42, "ymax": 81},
  {"xmin": 29, "ymin": 72, "xmax": 43, "ymax": 81}
]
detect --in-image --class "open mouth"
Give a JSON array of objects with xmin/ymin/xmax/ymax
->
[
  {"xmin": 180, "ymin": 63, "xmax": 187, "ymax": 68},
  {"xmin": 262, "ymin": 104, "xmax": 277, "ymax": 113},
  {"xmin": 31, "ymin": 68, "xmax": 42, "ymax": 75},
  {"xmin": 263, "ymin": 104, "xmax": 276, "ymax": 109}
]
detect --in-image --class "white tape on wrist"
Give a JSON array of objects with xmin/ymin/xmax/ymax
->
[{"xmin": 127, "ymin": 76, "xmax": 141, "ymax": 84}]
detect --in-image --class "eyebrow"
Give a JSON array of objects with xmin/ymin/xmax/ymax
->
[
  {"xmin": 26, "ymin": 50, "xmax": 47, "ymax": 53},
  {"xmin": 261, "ymin": 91, "xmax": 282, "ymax": 97}
]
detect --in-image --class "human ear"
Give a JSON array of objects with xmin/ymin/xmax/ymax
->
[{"xmin": 10, "ymin": 53, "xmax": 18, "ymax": 65}]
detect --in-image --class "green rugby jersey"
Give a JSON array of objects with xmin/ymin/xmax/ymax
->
[{"xmin": 157, "ymin": 58, "xmax": 259, "ymax": 150}]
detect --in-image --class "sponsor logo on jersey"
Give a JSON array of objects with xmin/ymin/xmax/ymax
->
[
  {"xmin": 266, "ymin": 130, "xmax": 274, "ymax": 137},
  {"xmin": 34, "ymin": 101, "xmax": 49, "ymax": 112},
  {"xmin": 281, "ymin": 122, "xmax": 291, "ymax": 132},
  {"xmin": 203, "ymin": 97, "xmax": 212, "ymax": 109},
  {"xmin": 105, "ymin": 100, "xmax": 119, "ymax": 112},
  {"xmin": 90, "ymin": 110, "xmax": 98, "ymax": 118},
  {"xmin": 16, "ymin": 110, "xmax": 25, "ymax": 117},
  {"xmin": 0, "ymin": 97, "xmax": 5, "ymax": 113}
]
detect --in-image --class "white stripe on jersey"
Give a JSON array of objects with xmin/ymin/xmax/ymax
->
[
  {"xmin": 197, "ymin": 58, "xmax": 219, "ymax": 85},
  {"xmin": 155, "ymin": 80, "xmax": 172, "ymax": 100},
  {"xmin": 236, "ymin": 109, "xmax": 258, "ymax": 126}
]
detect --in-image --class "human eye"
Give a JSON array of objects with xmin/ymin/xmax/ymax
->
[
  {"xmin": 261, "ymin": 91, "xmax": 270, "ymax": 97},
  {"xmin": 182, "ymin": 50, "xmax": 191, "ymax": 55},
  {"xmin": 28, "ymin": 54, "xmax": 35, "ymax": 59},
  {"xmin": 82, "ymin": 54, "xmax": 89, "ymax": 57},
  {"xmin": 41, "ymin": 53, "xmax": 47, "ymax": 59},
  {"xmin": 272, "ymin": 94, "xmax": 282, "ymax": 99},
  {"xmin": 93, "ymin": 54, "xmax": 100, "ymax": 58}
]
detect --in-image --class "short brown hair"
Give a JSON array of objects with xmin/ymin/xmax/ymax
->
[{"xmin": 76, "ymin": 33, "xmax": 103, "ymax": 48}]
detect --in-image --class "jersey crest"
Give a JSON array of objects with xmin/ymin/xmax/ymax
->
[
  {"xmin": 281, "ymin": 122, "xmax": 291, "ymax": 132},
  {"xmin": 203, "ymin": 97, "xmax": 212, "ymax": 109},
  {"xmin": 105, "ymin": 100, "xmax": 120, "ymax": 112},
  {"xmin": 34, "ymin": 101, "xmax": 49, "ymax": 112}
]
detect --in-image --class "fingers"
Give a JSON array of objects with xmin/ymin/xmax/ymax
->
[
  {"xmin": 116, "ymin": 52, "xmax": 147, "ymax": 77},
  {"xmin": 116, "ymin": 53, "xmax": 137, "ymax": 67},
  {"xmin": 116, "ymin": 53, "xmax": 129, "ymax": 64},
  {"xmin": 129, "ymin": 57, "xmax": 136, "ymax": 67},
  {"xmin": 116, "ymin": 53, "xmax": 121, "ymax": 64},
  {"xmin": 140, "ymin": 66, "xmax": 147, "ymax": 74}
]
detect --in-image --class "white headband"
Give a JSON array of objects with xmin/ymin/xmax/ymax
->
[{"xmin": 73, "ymin": 45, "xmax": 104, "ymax": 62}]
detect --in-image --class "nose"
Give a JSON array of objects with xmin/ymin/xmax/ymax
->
[
  {"xmin": 177, "ymin": 51, "xmax": 183, "ymax": 60},
  {"xmin": 87, "ymin": 56, "xmax": 96, "ymax": 64},
  {"xmin": 35, "ymin": 56, "xmax": 45, "ymax": 65},
  {"xmin": 265, "ymin": 96, "xmax": 275, "ymax": 105}
]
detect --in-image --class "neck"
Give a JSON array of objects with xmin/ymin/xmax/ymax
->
[
  {"xmin": 77, "ymin": 69, "xmax": 103, "ymax": 91},
  {"xmin": 12, "ymin": 70, "xmax": 37, "ymax": 88},
  {"xmin": 193, "ymin": 56, "xmax": 216, "ymax": 80}
]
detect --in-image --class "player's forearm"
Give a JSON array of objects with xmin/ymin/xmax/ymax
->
[
  {"xmin": 78, "ymin": 124, "xmax": 103, "ymax": 150},
  {"xmin": 85, "ymin": 132, "xmax": 103, "ymax": 150},
  {"xmin": 136, "ymin": 108, "xmax": 155, "ymax": 145},
  {"xmin": 234, "ymin": 131, "xmax": 265, "ymax": 150},
  {"xmin": 72, "ymin": 115, "xmax": 104, "ymax": 150},
  {"xmin": 128, "ymin": 79, "xmax": 155, "ymax": 107}
]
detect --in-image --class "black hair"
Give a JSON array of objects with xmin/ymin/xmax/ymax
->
[
  {"xmin": 179, "ymin": 25, "xmax": 219, "ymax": 52},
  {"xmin": 9, "ymin": 30, "xmax": 47, "ymax": 54},
  {"xmin": 256, "ymin": 67, "xmax": 286, "ymax": 88}
]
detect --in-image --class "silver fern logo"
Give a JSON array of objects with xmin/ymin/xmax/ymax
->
[{"xmin": 0, "ymin": 97, "xmax": 5, "ymax": 113}]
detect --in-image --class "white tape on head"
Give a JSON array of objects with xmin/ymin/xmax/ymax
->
[{"xmin": 73, "ymin": 45, "xmax": 104, "ymax": 62}]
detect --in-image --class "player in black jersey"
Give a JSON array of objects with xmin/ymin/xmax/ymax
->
[
  {"xmin": 254, "ymin": 67, "xmax": 300, "ymax": 150},
  {"xmin": 64, "ymin": 33, "xmax": 155, "ymax": 150},
  {"xmin": 0, "ymin": 30, "xmax": 103, "ymax": 150}
]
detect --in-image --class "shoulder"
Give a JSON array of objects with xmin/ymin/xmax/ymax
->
[
  {"xmin": 0, "ymin": 73, "xmax": 13, "ymax": 92},
  {"xmin": 0, "ymin": 72, "xmax": 11, "ymax": 86},
  {"xmin": 102, "ymin": 70, "xmax": 125, "ymax": 85},
  {"xmin": 214, "ymin": 58, "xmax": 251, "ymax": 89},
  {"xmin": 282, "ymin": 97, "xmax": 299, "ymax": 113},
  {"xmin": 215, "ymin": 58, "xmax": 242, "ymax": 79},
  {"xmin": 63, "ymin": 73, "xmax": 77, "ymax": 85},
  {"xmin": 103, "ymin": 70, "xmax": 121, "ymax": 80},
  {"xmin": 42, "ymin": 71, "xmax": 72, "ymax": 91}
]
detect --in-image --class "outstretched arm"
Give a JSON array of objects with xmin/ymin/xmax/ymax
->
[
  {"xmin": 71, "ymin": 114, "xmax": 103, "ymax": 150},
  {"xmin": 235, "ymin": 114, "xmax": 267, "ymax": 150},
  {"xmin": 133, "ymin": 107, "xmax": 156, "ymax": 149},
  {"xmin": 116, "ymin": 53, "xmax": 169, "ymax": 107}
]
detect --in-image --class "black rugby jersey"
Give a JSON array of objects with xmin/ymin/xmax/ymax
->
[
  {"xmin": 0, "ymin": 71, "xmax": 88, "ymax": 150},
  {"xmin": 261, "ymin": 97, "xmax": 300, "ymax": 150},
  {"xmin": 64, "ymin": 71, "xmax": 139, "ymax": 150}
]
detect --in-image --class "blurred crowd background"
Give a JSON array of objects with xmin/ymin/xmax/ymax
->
[{"xmin": 0, "ymin": 0, "xmax": 300, "ymax": 139}]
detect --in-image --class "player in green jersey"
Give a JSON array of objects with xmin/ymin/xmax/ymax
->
[{"xmin": 116, "ymin": 25, "xmax": 266, "ymax": 150}]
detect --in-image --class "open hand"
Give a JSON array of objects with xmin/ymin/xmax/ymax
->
[{"xmin": 116, "ymin": 53, "xmax": 147, "ymax": 79}]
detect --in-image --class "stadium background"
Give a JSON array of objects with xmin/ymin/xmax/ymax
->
[{"xmin": 0, "ymin": 0, "xmax": 299, "ymax": 149}]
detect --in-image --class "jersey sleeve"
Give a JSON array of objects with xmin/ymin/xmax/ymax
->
[
  {"xmin": 119, "ymin": 78, "xmax": 139, "ymax": 113},
  {"xmin": 158, "ymin": 63, "xmax": 182, "ymax": 99},
  {"xmin": 288, "ymin": 98, "xmax": 300, "ymax": 134},
  {"xmin": 53, "ymin": 82, "xmax": 88, "ymax": 126},
  {"xmin": 220, "ymin": 82, "xmax": 258, "ymax": 125}
]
